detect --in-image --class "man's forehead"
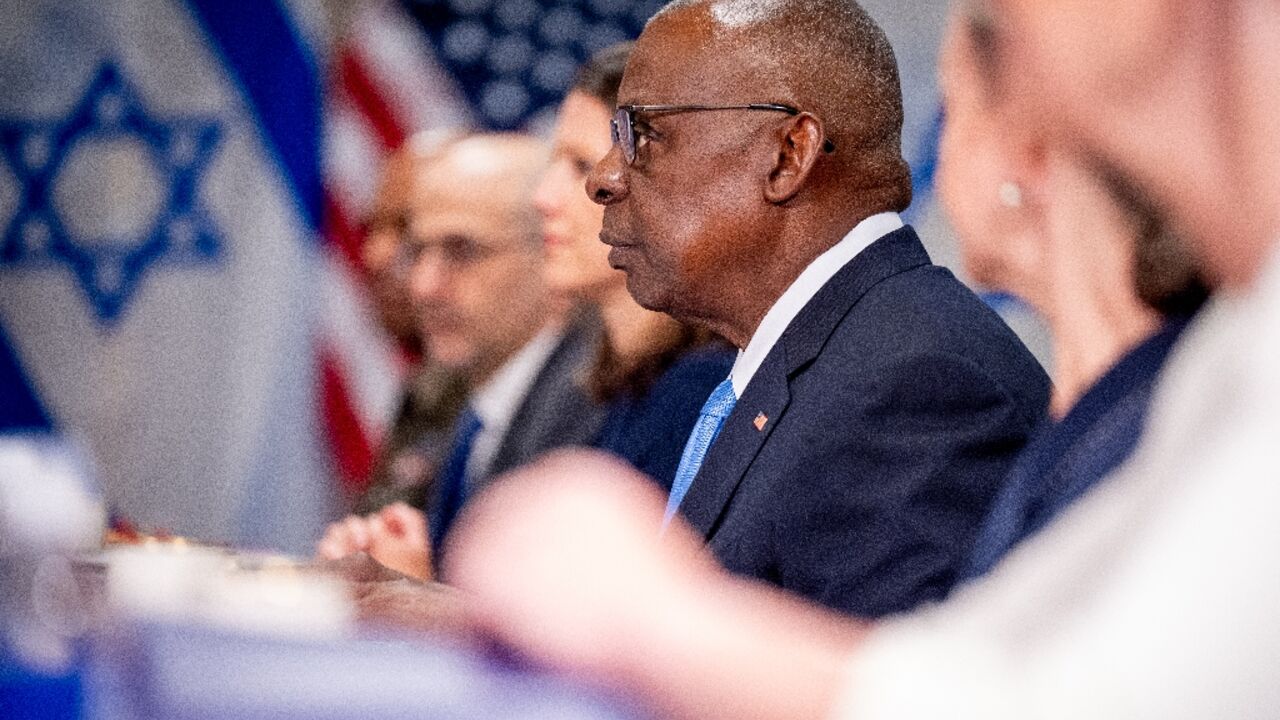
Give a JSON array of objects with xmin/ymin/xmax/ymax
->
[
  {"xmin": 415, "ymin": 171, "xmax": 522, "ymax": 214},
  {"xmin": 619, "ymin": 12, "xmax": 713, "ymax": 102},
  {"xmin": 977, "ymin": 0, "xmax": 1171, "ymax": 56},
  {"xmin": 409, "ymin": 197, "xmax": 529, "ymax": 250},
  {"xmin": 620, "ymin": 12, "xmax": 777, "ymax": 104}
]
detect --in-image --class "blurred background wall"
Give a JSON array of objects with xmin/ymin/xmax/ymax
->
[{"xmin": 0, "ymin": 0, "xmax": 1048, "ymax": 554}]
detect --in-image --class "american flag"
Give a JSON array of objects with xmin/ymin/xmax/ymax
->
[{"xmin": 319, "ymin": 0, "xmax": 664, "ymax": 498}]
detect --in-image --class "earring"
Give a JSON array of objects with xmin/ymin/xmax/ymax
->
[{"xmin": 998, "ymin": 181, "xmax": 1023, "ymax": 209}]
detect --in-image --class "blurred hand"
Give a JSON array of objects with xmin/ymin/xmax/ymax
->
[
  {"xmin": 317, "ymin": 514, "xmax": 377, "ymax": 560},
  {"xmin": 445, "ymin": 450, "xmax": 713, "ymax": 676},
  {"xmin": 356, "ymin": 577, "xmax": 473, "ymax": 638},
  {"xmin": 445, "ymin": 449, "xmax": 865, "ymax": 720},
  {"xmin": 316, "ymin": 502, "xmax": 434, "ymax": 581},
  {"xmin": 366, "ymin": 502, "xmax": 434, "ymax": 580}
]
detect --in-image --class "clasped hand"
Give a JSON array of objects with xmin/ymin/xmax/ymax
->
[{"xmin": 316, "ymin": 501, "xmax": 434, "ymax": 581}]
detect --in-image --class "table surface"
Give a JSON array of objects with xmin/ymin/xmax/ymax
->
[{"xmin": 56, "ymin": 550, "xmax": 651, "ymax": 720}]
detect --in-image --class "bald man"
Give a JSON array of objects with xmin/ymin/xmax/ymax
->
[
  {"xmin": 361, "ymin": 132, "xmax": 458, "ymax": 357},
  {"xmin": 319, "ymin": 134, "xmax": 605, "ymax": 577},
  {"xmin": 583, "ymin": 0, "xmax": 1048, "ymax": 617}
]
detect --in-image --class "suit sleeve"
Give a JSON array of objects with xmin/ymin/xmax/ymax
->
[{"xmin": 775, "ymin": 351, "xmax": 1035, "ymax": 618}]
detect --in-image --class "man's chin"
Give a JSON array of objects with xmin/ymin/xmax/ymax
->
[
  {"xmin": 424, "ymin": 340, "xmax": 475, "ymax": 373},
  {"xmin": 623, "ymin": 275, "xmax": 673, "ymax": 316}
]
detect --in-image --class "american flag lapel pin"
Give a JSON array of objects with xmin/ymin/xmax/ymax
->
[{"xmin": 753, "ymin": 412, "xmax": 768, "ymax": 431}]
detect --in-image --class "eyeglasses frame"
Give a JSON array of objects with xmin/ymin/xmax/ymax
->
[{"xmin": 610, "ymin": 103, "xmax": 837, "ymax": 165}]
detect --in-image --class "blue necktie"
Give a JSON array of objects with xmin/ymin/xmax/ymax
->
[
  {"xmin": 431, "ymin": 407, "xmax": 484, "ymax": 550},
  {"xmin": 663, "ymin": 378, "xmax": 737, "ymax": 528}
]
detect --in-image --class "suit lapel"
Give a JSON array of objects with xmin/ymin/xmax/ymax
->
[
  {"xmin": 678, "ymin": 226, "xmax": 933, "ymax": 540},
  {"xmin": 777, "ymin": 226, "xmax": 931, "ymax": 374},
  {"xmin": 486, "ymin": 307, "xmax": 600, "ymax": 477},
  {"xmin": 679, "ymin": 364, "xmax": 790, "ymax": 538}
]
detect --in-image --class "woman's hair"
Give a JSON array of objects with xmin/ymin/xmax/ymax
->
[
  {"xmin": 570, "ymin": 42, "xmax": 633, "ymax": 108},
  {"xmin": 588, "ymin": 321, "xmax": 722, "ymax": 404}
]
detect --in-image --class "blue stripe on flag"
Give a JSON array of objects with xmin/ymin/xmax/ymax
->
[
  {"xmin": 185, "ymin": 0, "xmax": 323, "ymax": 235},
  {"xmin": 0, "ymin": 321, "xmax": 53, "ymax": 431}
]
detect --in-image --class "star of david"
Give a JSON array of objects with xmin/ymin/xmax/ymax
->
[{"xmin": 0, "ymin": 63, "xmax": 223, "ymax": 327}]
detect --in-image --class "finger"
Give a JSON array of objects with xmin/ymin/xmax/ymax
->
[
  {"xmin": 317, "ymin": 520, "xmax": 357, "ymax": 558},
  {"xmin": 381, "ymin": 503, "xmax": 426, "ymax": 539},
  {"xmin": 316, "ymin": 537, "xmax": 344, "ymax": 560},
  {"xmin": 376, "ymin": 505, "xmax": 404, "ymax": 536},
  {"xmin": 342, "ymin": 516, "xmax": 371, "ymax": 551},
  {"xmin": 366, "ymin": 513, "xmax": 390, "ymax": 543}
]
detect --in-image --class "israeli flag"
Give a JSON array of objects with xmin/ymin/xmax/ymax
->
[{"xmin": 0, "ymin": 1, "xmax": 330, "ymax": 553}]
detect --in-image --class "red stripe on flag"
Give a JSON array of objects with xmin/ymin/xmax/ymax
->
[
  {"xmin": 320, "ymin": 346, "xmax": 376, "ymax": 493},
  {"xmin": 338, "ymin": 48, "xmax": 406, "ymax": 152},
  {"xmin": 325, "ymin": 192, "xmax": 365, "ymax": 273}
]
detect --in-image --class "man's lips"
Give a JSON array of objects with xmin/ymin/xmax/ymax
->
[
  {"xmin": 597, "ymin": 228, "xmax": 632, "ymax": 248},
  {"xmin": 606, "ymin": 245, "xmax": 636, "ymax": 270},
  {"xmin": 543, "ymin": 222, "xmax": 575, "ymax": 248},
  {"xmin": 599, "ymin": 229, "xmax": 636, "ymax": 269}
]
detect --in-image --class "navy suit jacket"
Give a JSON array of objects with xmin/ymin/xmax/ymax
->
[
  {"xmin": 678, "ymin": 226, "xmax": 1050, "ymax": 618},
  {"xmin": 963, "ymin": 317, "xmax": 1191, "ymax": 580},
  {"xmin": 429, "ymin": 309, "xmax": 607, "ymax": 559}
]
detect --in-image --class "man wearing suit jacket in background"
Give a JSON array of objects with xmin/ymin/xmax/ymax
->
[
  {"xmin": 479, "ymin": 305, "xmax": 603, "ymax": 484},
  {"xmin": 584, "ymin": 0, "xmax": 1050, "ymax": 617},
  {"xmin": 318, "ymin": 134, "xmax": 604, "ymax": 579}
]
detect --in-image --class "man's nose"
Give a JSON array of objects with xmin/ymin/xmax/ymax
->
[
  {"xmin": 585, "ymin": 145, "xmax": 628, "ymax": 206},
  {"xmin": 408, "ymin": 250, "xmax": 450, "ymax": 304}
]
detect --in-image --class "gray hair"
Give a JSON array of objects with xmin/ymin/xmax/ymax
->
[{"xmin": 653, "ymin": 0, "xmax": 911, "ymax": 210}]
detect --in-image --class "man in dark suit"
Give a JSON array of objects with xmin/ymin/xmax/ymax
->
[
  {"xmin": 583, "ymin": 0, "xmax": 1050, "ymax": 616},
  {"xmin": 442, "ymin": 0, "xmax": 1280, "ymax": 715},
  {"xmin": 318, "ymin": 134, "xmax": 604, "ymax": 578},
  {"xmin": 479, "ymin": 306, "xmax": 603, "ymax": 484}
]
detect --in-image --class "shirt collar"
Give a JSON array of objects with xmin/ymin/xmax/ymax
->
[
  {"xmin": 730, "ymin": 212, "xmax": 904, "ymax": 397},
  {"xmin": 469, "ymin": 322, "xmax": 562, "ymax": 436}
]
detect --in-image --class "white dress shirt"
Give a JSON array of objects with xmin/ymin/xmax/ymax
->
[
  {"xmin": 730, "ymin": 212, "xmax": 904, "ymax": 397},
  {"xmin": 463, "ymin": 323, "xmax": 562, "ymax": 483},
  {"xmin": 831, "ymin": 247, "xmax": 1280, "ymax": 719}
]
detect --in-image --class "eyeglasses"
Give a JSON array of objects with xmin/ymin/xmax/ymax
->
[
  {"xmin": 610, "ymin": 103, "xmax": 837, "ymax": 165},
  {"xmin": 393, "ymin": 234, "xmax": 524, "ymax": 276}
]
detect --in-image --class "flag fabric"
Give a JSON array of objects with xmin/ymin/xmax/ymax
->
[
  {"xmin": 0, "ymin": 0, "xmax": 671, "ymax": 553},
  {"xmin": 0, "ymin": 0, "xmax": 333, "ymax": 553},
  {"xmin": 319, "ymin": 0, "xmax": 470, "ymax": 501}
]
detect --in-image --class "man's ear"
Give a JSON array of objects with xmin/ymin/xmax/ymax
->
[{"xmin": 765, "ymin": 113, "xmax": 826, "ymax": 204}]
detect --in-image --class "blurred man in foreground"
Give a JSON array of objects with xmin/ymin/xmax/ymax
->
[
  {"xmin": 443, "ymin": 0, "xmax": 1280, "ymax": 717},
  {"xmin": 319, "ymin": 134, "xmax": 604, "ymax": 579}
]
